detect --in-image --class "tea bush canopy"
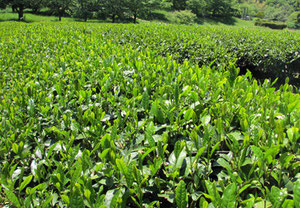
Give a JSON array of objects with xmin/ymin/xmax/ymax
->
[{"xmin": 0, "ymin": 22, "xmax": 299, "ymax": 207}]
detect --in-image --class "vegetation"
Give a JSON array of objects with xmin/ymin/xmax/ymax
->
[
  {"xmin": 0, "ymin": 22, "xmax": 299, "ymax": 207},
  {"xmin": 170, "ymin": 10, "xmax": 197, "ymax": 24},
  {"xmin": 237, "ymin": 0, "xmax": 300, "ymax": 22},
  {"xmin": 288, "ymin": 11, "xmax": 300, "ymax": 29},
  {"xmin": 0, "ymin": 0, "xmax": 300, "ymax": 27},
  {"xmin": 0, "ymin": 0, "xmax": 36, "ymax": 20},
  {"xmin": 254, "ymin": 18, "xmax": 287, "ymax": 29}
]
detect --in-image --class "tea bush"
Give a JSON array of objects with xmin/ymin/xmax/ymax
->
[{"xmin": 0, "ymin": 22, "xmax": 299, "ymax": 207}]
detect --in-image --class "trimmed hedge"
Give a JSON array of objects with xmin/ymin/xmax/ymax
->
[{"xmin": 254, "ymin": 19, "xmax": 287, "ymax": 29}]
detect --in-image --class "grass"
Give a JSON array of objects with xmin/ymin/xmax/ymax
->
[
  {"xmin": 198, "ymin": 16, "xmax": 255, "ymax": 28},
  {"xmin": 148, "ymin": 9, "xmax": 256, "ymax": 28},
  {"xmin": 0, "ymin": 7, "xmax": 294, "ymax": 31},
  {"xmin": 0, "ymin": 9, "xmax": 75, "ymax": 22},
  {"xmin": 0, "ymin": 7, "xmax": 256, "ymax": 27}
]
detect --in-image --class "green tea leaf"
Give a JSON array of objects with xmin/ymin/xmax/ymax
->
[
  {"xmin": 70, "ymin": 184, "xmax": 84, "ymax": 208},
  {"xmin": 269, "ymin": 186, "xmax": 287, "ymax": 208},
  {"xmin": 71, "ymin": 161, "xmax": 82, "ymax": 186},
  {"xmin": 105, "ymin": 189, "xmax": 121, "ymax": 208},
  {"xmin": 251, "ymin": 146, "xmax": 264, "ymax": 161},
  {"xmin": 116, "ymin": 158, "xmax": 128, "ymax": 175},
  {"xmin": 146, "ymin": 122, "xmax": 156, "ymax": 148},
  {"xmin": 125, "ymin": 163, "xmax": 134, "ymax": 187},
  {"xmin": 41, "ymin": 194, "xmax": 53, "ymax": 208},
  {"xmin": 205, "ymin": 180, "xmax": 221, "ymax": 206},
  {"xmin": 175, "ymin": 180, "xmax": 188, "ymax": 208},
  {"xmin": 175, "ymin": 83, "xmax": 179, "ymax": 107},
  {"xmin": 281, "ymin": 199, "xmax": 294, "ymax": 208},
  {"xmin": 294, "ymin": 181, "xmax": 300, "ymax": 208},
  {"xmin": 142, "ymin": 90, "xmax": 150, "ymax": 110},
  {"xmin": 184, "ymin": 109, "xmax": 194, "ymax": 121},
  {"xmin": 4, "ymin": 189, "xmax": 21, "ymax": 207},
  {"xmin": 19, "ymin": 175, "xmax": 33, "ymax": 192},
  {"xmin": 221, "ymin": 183, "xmax": 236, "ymax": 208},
  {"xmin": 201, "ymin": 115, "xmax": 211, "ymax": 126},
  {"xmin": 174, "ymin": 140, "xmax": 181, "ymax": 159}
]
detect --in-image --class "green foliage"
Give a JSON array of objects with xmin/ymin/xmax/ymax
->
[
  {"xmin": 206, "ymin": 0, "xmax": 235, "ymax": 16},
  {"xmin": 101, "ymin": 0, "xmax": 126, "ymax": 22},
  {"xmin": 0, "ymin": 22, "xmax": 299, "ymax": 207},
  {"xmin": 72, "ymin": 0, "xmax": 93, "ymax": 21},
  {"xmin": 186, "ymin": 0, "xmax": 206, "ymax": 17},
  {"xmin": 288, "ymin": 11, "xmax": 300, "ymax": 29},
  {"xmin": 255, "ymin": 18, "xmax": 287, "ymax": 29},
  {"xmin": 236, "ymin": 0, "xmax": 300, "ymax": 23},
  {"xmin": 47, "ymin": 0, "xmax": 74, "ymax": 21},
  {"xmin": 0, "ymin": 0, "xmax": 34, "ymax": 20},
  {"xmin": 175, "ymin": 180, "xmax": 188, "ymax": 208},
  {"xmin": 125, "ymin": 0, "xmax": 151, "ymax": 23},
  {"xmin": 172, "ymin": 9, "xmax": 196, "ymax": 24}
]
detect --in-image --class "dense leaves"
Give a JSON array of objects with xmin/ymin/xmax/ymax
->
[{"xmin": 0, "ymin": 22, "xmax": 299, "ymax": 207}]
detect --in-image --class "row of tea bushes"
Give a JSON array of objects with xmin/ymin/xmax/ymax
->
[{"xmin": 0, "ymin": 22, "xmax": 299, "ymax": 207}]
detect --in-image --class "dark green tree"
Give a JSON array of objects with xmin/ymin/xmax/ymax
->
[
  {"xmin": 206, "ymin": 0, "xmax": 234, "ymax": 16},
  {"xmin": 30, "ymin": 0, "xmax": 46, "ymax": 13},
  {"xmin": 102, "ymin": 0, "xmax": 125, "ymax": 23},
  {"xmin": 125, "ymin": 0, "xmax": 150, "ymax": 23},
  {"xmin": 0, "ymin": 0, "xmax": 33, "ymax": 20},
  {"xmin": 73, "ymin": 0, "xmax": 96, "ymax": 21},
  {"xmin": 186, "ymin": 0, "xmax": 206, "ymax": 16},
  {"xmin": 148, "ymin": 0, "xmax": 172, "ymax": 10},
  {"xmin": 47, "ymin": 0, "xmax": 73, "ymax": 21},
  {"xmin": 296, "ymin": 0, "xmax": 300, "ymax": 11},
  {"xmin": 172, "ymin": 0, "xmax": 187, "ymax": 10}
]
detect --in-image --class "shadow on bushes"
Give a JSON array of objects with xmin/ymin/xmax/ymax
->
[
  {"xmin": 146, "ymin": 12, "xmax": 169, "ymax": 22},
  {"xmin": 196, "ymin": 16, "xmax": 237, "ymax": 25},
  {"xmin": 238, "ymin": 58, "xmax": 300, "ymax": 88}
]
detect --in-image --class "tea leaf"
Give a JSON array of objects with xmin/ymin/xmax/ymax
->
[
  {"xmin": 176, "ymin": 180, "xmax": 188, "ymax": 208},
  {"xmin": 269, "ymin": 186, "xmax": 287, "ymax": 208},
  {"xmin": 294, "ymin": 181, "xmax": 300, "ymax": 208},
  {"xmin": 19, "ymin": 175, "xmax": 33, "ymax": 192},
  {"xmin": 4, "ymin": 189, "xmax": 21, "ymax": 207},
  {"xmin": 221, "ymin": 183, "xmax": 236, "ymax": 208}
]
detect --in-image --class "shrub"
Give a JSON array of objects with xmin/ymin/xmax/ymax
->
[
  {"xmin": 172, "ymin": 10, "xmax": 197, "ymax": 24},
  {"xmin": 288, "ymin": 11, "xmax": 300, "ymax": 29},
  {"xmin": 254, "ymin": 18, "xmax": 287, "ymax": 29},
  {"xmin": 256, "ymin": 11, "xmax": 265, "ymax": 19}
]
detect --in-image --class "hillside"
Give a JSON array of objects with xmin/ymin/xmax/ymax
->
[
  {"xmin": 0, "ymin": 0, "xmax": 299, "ymax": 28},
  {"xmin": 237, "ymin": 0, "xmax": 300, "ymax": 22}
]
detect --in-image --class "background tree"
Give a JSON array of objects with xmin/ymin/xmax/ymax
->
[
  {"xmin": 73, "ymin": 0, "xmax": 95, "ymax": 21},
  {"xmin": 0, "ymin": 0, "xmax": 6, "ymax": 9},
  {"xmin": 206, "ymin": 0, "xmax": 234, "ymax": 16},
  {"xmin": 149, "ymin": 0, "xmax": 173, "ymax": 10},
  {"xmin": 186, "ymin": 0, "xmax": 206, "ymax": 16},
  {"xmin": 0, "ymin": 0, "xmax": 33, "ymax": 20},
  {"xmin": 296, "ymin": 0, "xmax": 300, "ymax": 11},
  {"xmin": 48, "ymin": 0, "xmax": 73, "ymax": 21},
  {"xmin": 171, "ymin": 0, "xmax": 187, "ymax": 10},
  {"xmin": 125, "ymin": 0, "xmax": 150, "ymax": 23},
  {"xmin": 30, "ymin": 0, "xmax": 46, "ymax": 13},
  {"xmin": 102, "ymin": 0, "xmax": 125, "ymax": 23}
]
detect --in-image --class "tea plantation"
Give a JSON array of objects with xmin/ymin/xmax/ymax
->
[{"xmin": 0, "ymin": 22, "xmax": 299, "ymax": 207}]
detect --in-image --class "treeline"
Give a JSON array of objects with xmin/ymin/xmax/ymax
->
[
  {"xmin": 1, "ymin": 0, "xmax": 299, "ymax": 24},
  {"xmin": 240, "ymin": 0, "xmax": 300, "ymax": 22},
  {"xmin": 0, "ymin": 0, "xmax": 237, "ymax": 22}
]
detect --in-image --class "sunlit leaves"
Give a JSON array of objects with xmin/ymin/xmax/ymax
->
[
  {"xmin": 175, "ymin": 180, "xmax": 188, "ymax": 208},
  {"xmin": 0, "ymin": 22, "xmax": 299, "ymax": 208}
]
